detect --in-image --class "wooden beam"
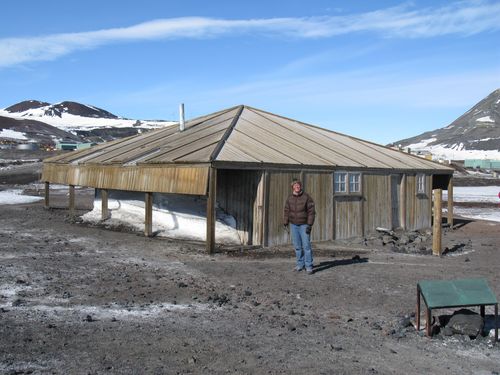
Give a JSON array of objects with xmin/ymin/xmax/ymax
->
[
  {"xmin": 447, "ymin": 178, "xmax": 454, "ymax": 227},
  {"xmin": 206, "ymin": 167, "xmax": 217, "ymax": 254},
  {"xmin": 145, "ymin": 192, "xmax": 153, "ymax": 237},
  {"xmin": 400, "ymin": 174, "xmax": 407, "ymax": 230},
  {"xmin": 432, "ymin": 188, "xmax": 442, "ymax": 256},
  {"xmin": 262, "ymin": 170, "xmax": 270, "ymax": 247},
  {"xmin": 69, "ymin": 185, "xmax": 75, "ymax": 217},
  {"xmin": 44, "ymin": 182, "xmax": 50, "ymax": 208},
  {"xmin": 101, "ymin": 189, "xmax": 109, "ymax": 220},
  {"xmin": 329, "ymin": 171, "xmax": 334, "ymax": 241}
]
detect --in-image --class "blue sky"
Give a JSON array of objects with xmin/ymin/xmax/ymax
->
[{"xmin": 1, "ymin": 0, "xmax": 499, "ymax": 144}]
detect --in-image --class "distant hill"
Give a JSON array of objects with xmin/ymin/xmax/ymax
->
[
  {"xmin": 0, "ymin": 100, "xmax": 175, "ymax": 145},
  {"xmin": 5, "ymin": 100, "xmax": 119, "ymax": 119},
  {"xmin": 391, "ymin": 89, "xmax": 500, "ymax": 160}
]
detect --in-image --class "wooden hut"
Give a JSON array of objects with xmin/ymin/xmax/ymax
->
[{"xmin": 42, "ymin": 105, "xmax": 454, "ymax": 252}]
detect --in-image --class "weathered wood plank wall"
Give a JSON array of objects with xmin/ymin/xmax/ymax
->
[
  {"xmin": 334, "ymin": 196, "xmax": 363, "ymax": 239},
  {"xmin": 304, "ymin": 172, "xmax": 333, "ymax": 241},
  {"xmin": 363, "ymin": 174, "xmax": 392, "ymax": 234},
  {"xmin": 405, "ymin": 174, "xmax": 432, "ymax": 230},
  {"xmin": 42, "ymin": 164, "xmax": 209, "ymax": 195}
]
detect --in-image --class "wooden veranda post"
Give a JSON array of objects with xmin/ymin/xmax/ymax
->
[
  {"xmin": 101, "ymin": 189, "xmax": 109, "ymax": 220},
  {"xmin": 447, "ymin": 178, "xmax": 453, "ymax": 227},
  {"xmin": 206, "ymin": 167, "xmax": 217, "ymax": 254},
  {"xmin": 69, "ymin": 185, "xmax": 75, "ymax": 217},
  {"xmin": 145, "ymin": 192, "xmax": 153, "ymax": 237},
  {"xmin": 44, "ymin": 182, "xmax": 50, "ymax": 208},
  {"xmin": 432, "ymin": 188, "xmax": 442, "ymax": 256}
]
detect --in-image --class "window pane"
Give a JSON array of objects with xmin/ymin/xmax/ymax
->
[
  {"xmin": 334, "ymin": 172, "xmax": 347, "ymax": 192},
  {"xmin": 349, "ymin": 173, "xmax": 360, "ymax": 192},
  {"xmin": 417, "ymin": 174, "xmax": 425, "ymax": 194}
]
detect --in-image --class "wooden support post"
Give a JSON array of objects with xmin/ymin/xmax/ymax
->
[
  {"xmin": 44, "ymin": 181, "xmax": 50, "ymax": 208},
  {"xmin": 447, "ymin": 178, "xmax": 454, "ymax": 228},
  {"xmin": 69, "ymin": 185, "xmax": 75, "ymax": 217},
  {"xmin": 432, "ymin": 188, "xmax": 442, "ymax": 256},
  {"xmin": 206, "ymin": 167, "xmax": 217, "ymax": 254},
  {"xmin": 144, "ymin": 192, "xmax": 153, "ymax": 237},
  {"xmin": 101, "ymin": 189, "xmax": 109, "ymax": 220}
]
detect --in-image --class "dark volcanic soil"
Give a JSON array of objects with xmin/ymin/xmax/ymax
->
[{"xmin": 0, "ymin": 196, "xmax": 499, "ymax": 374}]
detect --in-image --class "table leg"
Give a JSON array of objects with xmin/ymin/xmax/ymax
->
[
  {"xmin": 495, "ymin": 303, "xmax": 498, "ymax": 343},
  {"xmin": 416, "ymin": 286, "xmax": 420, "ymax": 332},
  {"xmin": 426, "ymin": 308, "xmax": 431, "ymax": 337},
  {"xmin": 480, "ymin": 305, "xmax": 485, "ymax": 318}
]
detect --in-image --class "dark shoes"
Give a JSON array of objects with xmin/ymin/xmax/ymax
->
[{"xmin": 294, "ymin": 266, "xmax": 314, "ymax": 274}]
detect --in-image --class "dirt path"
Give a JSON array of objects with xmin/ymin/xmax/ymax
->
[{"xmin": 1, "ymin": 201, "xmax": 499, "ymax": 374}]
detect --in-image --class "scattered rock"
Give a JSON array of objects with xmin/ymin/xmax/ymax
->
[{"xmin": 84, "ymin": 315, "xmax": 96, "ymax": 322}]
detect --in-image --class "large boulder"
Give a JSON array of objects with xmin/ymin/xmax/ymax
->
[{"xmin": 442, "ymin": 309, "xmax": 484, "ymax": 338}]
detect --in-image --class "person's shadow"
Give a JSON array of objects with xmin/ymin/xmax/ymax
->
[{"xmin": 312, "ymin": 255, "xmax": 368, "ymax": 274}]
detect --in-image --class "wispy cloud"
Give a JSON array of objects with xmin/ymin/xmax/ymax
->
[{"xmin": 1, "ymin": 1, "xmax": 499, "ymax": 68}]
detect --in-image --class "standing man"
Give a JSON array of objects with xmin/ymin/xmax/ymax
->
[{"xmin": 284, "ymin": 179, "xmax": 316, "ymax": 274}]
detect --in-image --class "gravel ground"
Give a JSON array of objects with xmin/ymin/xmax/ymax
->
[{"xmin": 0, "ymin": 191, "xmax": 499, "ymax": 374}]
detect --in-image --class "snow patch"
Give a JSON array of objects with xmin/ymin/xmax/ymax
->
[
  {"xmin": 81, "ymin": 193, "xmax": 241, "ymax": 244},
  {"xmin": 0, "ymin": 190, "xmax": 43, "ymax": 205},
  {"xmin": 0, "ymin": 128, "xmax": 28, "ymax": 140},
  {"xmin": 405, "ymin": 137, "xmax": 437, "ymax": 149},
  {"xmin": 443, "ymin": 186, "xmax": 500, "ymax": 203},
  {"xmin": 476, "ymin": 116, "xmax": 494, "ymax": 123}
]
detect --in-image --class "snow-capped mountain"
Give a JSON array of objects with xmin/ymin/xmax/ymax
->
[
  {"xmin": 0, "ymin": 100, "xmax": 176, "ymax": 144},
  {"xmin": 391, "ymin": 89, "xmax": 500, "ymax": 161}
]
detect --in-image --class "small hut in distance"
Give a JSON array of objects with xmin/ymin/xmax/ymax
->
[{"xmin": 42, "ymin": 105, "xmax": 454, "ymax": 252}]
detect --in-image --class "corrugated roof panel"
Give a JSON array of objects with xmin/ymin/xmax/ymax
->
[
  {"xmin": 175, "ymin": 144, "xmax": 218, "ymax": 163},
  {"xmin": 311, "ymin": 126, "xmax": 442, "ymax": 170},
  {"xmin": 308, "ymin": 127, "xmax": 416, "ymax": 169},
  {"xmin": 223, "ymin": 129, "xmax": 302, "ymax": 164},
  {"xmin": 53, "ymin": 125, "xmax": 178, "ymax": 164},
  {"xmin": 216, "ymin": 142, "xmax": 261, "ymax": 163},
  {"xmin": 229, "ymin": 118, "xmax": 331, "ymax": 165},
  {"xmin": 240, "ymin": 108, "xmax": 361, "ymax": 167},
  {"xmin": 101, "ymin": 118, "xmax": 232, "ymax": 164},
  {"xmin": 146, "ymin": 130, "xmax": 224, "ymax": 163},
  {"xmin": 249, "ymin": 109, "xmax": 390, "ymax": 168}
]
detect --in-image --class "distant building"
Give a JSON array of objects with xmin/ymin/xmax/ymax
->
[
  {"xmin": 464, "ymin": 159, "xmax": 500, "ymax": 170},
  {"xmin": 16, "ymin": 142, "xmax": 39, "ymax": 151}
]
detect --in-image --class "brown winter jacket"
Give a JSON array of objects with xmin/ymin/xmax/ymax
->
[{"xmin": 283, "ymin": 191, "xmax": 315, "ymax": 226}]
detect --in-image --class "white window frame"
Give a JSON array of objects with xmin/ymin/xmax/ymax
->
[
  {"xmin": 416, "ymin": 174, "xmax": 426, "ymax": 194},
  {"xmin": 334, "ymin": 172, "xmax": 347, "ymax": 193},
  {"xmin": 334, "ymin": 171, "xmax": 362, "ymax": 195},
  {"xmin": 349, "ymin": 173, "xmax": 361, "ymax": 193}
]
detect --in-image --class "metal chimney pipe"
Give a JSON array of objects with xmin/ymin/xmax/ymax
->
[{"xmin": 179, "ymin": 103, "xmax": 185, "ymax": 132}]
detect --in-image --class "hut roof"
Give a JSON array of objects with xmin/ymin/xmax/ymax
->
[{"xmin": 46, "ymin": 105, "xmax": 453, "ymax": 172}]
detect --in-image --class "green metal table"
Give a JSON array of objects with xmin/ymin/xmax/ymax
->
[{"xmin": 416, "ymin": 278, "xmax": 498, "ymax": 341}]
